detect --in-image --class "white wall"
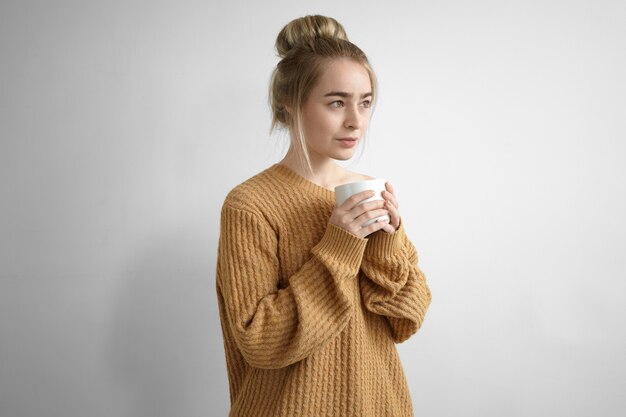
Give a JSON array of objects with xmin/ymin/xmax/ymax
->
[{"xmin": 1, "ymin": 0, "xmax": 625, "ymax": 416}]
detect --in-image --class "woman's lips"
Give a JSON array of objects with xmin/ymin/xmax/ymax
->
[{"xmin": 337, "ymin": 138, "xmax": 358, "ymax": 148}]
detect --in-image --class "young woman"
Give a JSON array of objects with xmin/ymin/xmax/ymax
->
[{"xmin": 215, "ymin": 15, "xmax": 431, "ymax": 417}]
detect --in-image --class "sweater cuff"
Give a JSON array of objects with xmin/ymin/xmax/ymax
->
[
  {"xmin": 364, "ymin": 218, "xmax": 406, "ymax": 259},
  {"xmin": 313, "ymin": 223, "xmax": 368, "ymax": 271}
]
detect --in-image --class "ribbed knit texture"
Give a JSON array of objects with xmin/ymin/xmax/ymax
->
[{"xmin": 215, "ymin": 163, "xmax": 432, "ymax": 417}]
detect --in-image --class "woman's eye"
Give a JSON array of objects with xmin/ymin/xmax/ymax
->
[
  {"xmin": 362, "ymin": 100, "xmax": 372, "ymax": 108},
  {"xmin": 330, "ymin": 101, "xmax": 344, "ymax": 108}
]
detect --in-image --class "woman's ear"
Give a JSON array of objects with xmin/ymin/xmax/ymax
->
[{"xmin": 284, "ymin": 105, "xmax": 293, "ymax": 115}]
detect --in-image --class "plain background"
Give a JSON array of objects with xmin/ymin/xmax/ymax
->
[{"xmin": 1, "ymin": 0, "xmax": 625, "ymax": 416}]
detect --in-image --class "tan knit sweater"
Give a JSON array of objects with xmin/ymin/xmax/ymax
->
[{"xmin": 215, "ymin": 163, "xmax": 431, "ymax": 417}]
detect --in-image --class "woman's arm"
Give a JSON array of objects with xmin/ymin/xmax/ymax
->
[
  {"xmin": 216, "ymin": 205, "xmax": 367, "ymax": 369},
  {"xmin": 359, "ymin": 220, "xmax": 432, "ymax": 343}
]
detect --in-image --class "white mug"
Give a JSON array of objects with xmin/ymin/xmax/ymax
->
[{"xmin": 335, "ymin": 179, "xmax": 391, "ymax": 227}]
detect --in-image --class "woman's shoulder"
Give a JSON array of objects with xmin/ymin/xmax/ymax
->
[{"xmin": 221, "ymin": 165, "xmax": 285, "ymax": 214}]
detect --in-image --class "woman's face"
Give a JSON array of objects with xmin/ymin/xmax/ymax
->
[{"xmin": 299, "ymin": 58, "xmax": 373, "ymax": 162}]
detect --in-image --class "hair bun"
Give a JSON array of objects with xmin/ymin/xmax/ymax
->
[{"xmin": 275, "ymin": 15, "xmax": 348, "ymax": 58}]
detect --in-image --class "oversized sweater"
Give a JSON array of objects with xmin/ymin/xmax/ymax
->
[{"xmin": 215, "ymin": 163, "xmax": 432, "ymax": 417}]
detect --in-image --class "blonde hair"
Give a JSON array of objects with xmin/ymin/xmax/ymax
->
[{"xmin": 269, "ymin": 15, "xmax": 377, "ymax": 177}]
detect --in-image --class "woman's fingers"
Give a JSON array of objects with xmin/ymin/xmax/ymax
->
[
  {"xmin": 333, "ymin": 185, "xmax": 404, "ymax": 237},
  {"xmin": 382, "ymin": 182, "xmax": 401, "ymax": 232},
  {"xmin": 382, "ymin": 182, "xmax": 398, "ymax": 209},
  {"xmin": 378, "ymin": 220, "xmax": 395, "ymax": 234},
  {"xmin": 352, "ymin": 199, "xmax": 385, "ymax": 218},
  {"xmin": 384, "ymin": 202, "xmax": 400, "ymax": 230},
  {"xmin": 354, "ymin": 207, "xmax": 388, "ymax": 225},
  {"xmin": 342, "ymin": 190, "xmax": 375, "ymax": 210},
  {"xmin": 361, "ymin": 215, "xmax": 390, "ymax": 236}
]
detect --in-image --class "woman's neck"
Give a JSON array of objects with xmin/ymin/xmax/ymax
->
[{"xmin": 278, "ymin": 151, "xmax": 345, "ymax": 189}]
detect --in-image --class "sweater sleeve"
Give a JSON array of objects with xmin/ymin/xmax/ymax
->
[
  {"xmin": 359, "ymin": 219, "xmax": 432, "ymax": 343},
  {"xmin": 216, "ymin": 205, "xmax": 368, "ymax": 369}
]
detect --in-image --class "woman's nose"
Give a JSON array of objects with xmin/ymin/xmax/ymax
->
[{"xmin": 344, "ymin": 105, "xmax": 361, "ymax": 129}]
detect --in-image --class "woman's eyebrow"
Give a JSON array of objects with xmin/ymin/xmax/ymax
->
[{"xmin": 323, "ymin": 91, "xmax": 373, "ymax": 98}]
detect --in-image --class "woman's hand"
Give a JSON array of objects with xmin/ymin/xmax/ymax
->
[
  {"xmin": 379, "ymin": 181, "xmax": 401, "ymax": 234},
  {"xmin": 329, "ymin": 190, "xmax": 390, "ymax": 239}
]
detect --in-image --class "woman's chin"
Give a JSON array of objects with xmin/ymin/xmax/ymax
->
[{"xmin": 333, "ymin": 150, "xmax": 358, "ymax": 161}]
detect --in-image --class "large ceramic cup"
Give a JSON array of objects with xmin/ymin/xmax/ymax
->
[{"xmin": 335, "ymin": 179, "xmax": 391, "ymax": 227}]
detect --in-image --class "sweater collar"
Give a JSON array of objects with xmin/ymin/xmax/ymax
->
[{"xmin": 270, "ymin": 163, "xmax": 336, "ymax": 200}]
